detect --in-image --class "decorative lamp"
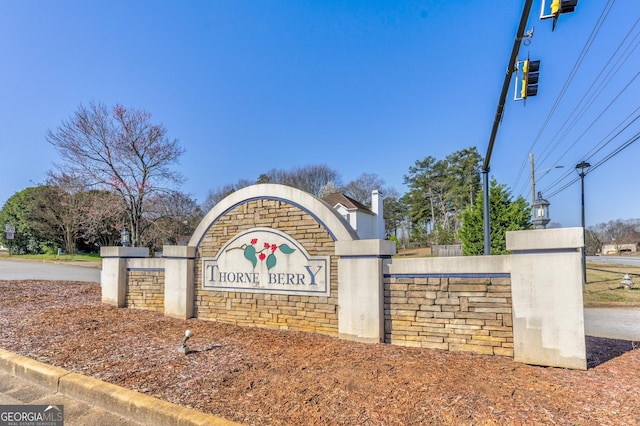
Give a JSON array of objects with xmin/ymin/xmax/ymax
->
[
  {"xmin": 120, "ymin": 228, "xmax": 131, "ymax": 247},
  {"xmin": 531, "ymin": 191, "xmax": 550, "ymax": 229}
]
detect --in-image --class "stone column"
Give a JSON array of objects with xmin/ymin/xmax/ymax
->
[
  {"xmin": 506, "ymin": 227, "xmax": 587, "ymax": 370},
  {"xmin": 335, "ymin": 239, "xmax": 396, "ymax": 344},
  {"xmin": 163, "ymin": 245, "xmax": 196, "ymax": 319},
  {"xmin": 100, "ymin": 247, "xmax": 149, "ymax": 307}
]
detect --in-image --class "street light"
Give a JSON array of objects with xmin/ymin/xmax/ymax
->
[{"xmin": 575, "ymin": 160, "xmax": 591, "ymax": 285}]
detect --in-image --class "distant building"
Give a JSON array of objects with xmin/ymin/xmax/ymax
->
[
  {"xmin": 600, "ymin": 232, "xmax": 640, "ymax": 255},
  {"xmin": 321, "ymin": 190, "xmax": 385, "ymax": 240}
]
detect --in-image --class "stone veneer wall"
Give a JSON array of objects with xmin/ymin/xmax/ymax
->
[
  {"xmin": 384, "ymin": 275, "xmax": 513, "ymax": 357},
  {"xmin": 193, "ymin": 199, "xmax": 340, "ymax": 336},
  {"xmin": 125, "ymin": 270, "xmax": 165, "ymax": 312},
  {"xmin": 102, "ymin": 202, "xmax": 587, "ymax": 369}
]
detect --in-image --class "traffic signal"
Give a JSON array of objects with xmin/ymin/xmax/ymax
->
[
  {"xmin": 542, "ymin": 0, "xmax": 578, "ymax": 30},
  {"xmin": 520, "ymin": 58, "xmax": 540, "ymax": 99},
  {"xmin": 550, "ymin": 0, "xmax": 578, "ymax": 14}
]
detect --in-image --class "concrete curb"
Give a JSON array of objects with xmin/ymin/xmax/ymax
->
[{"xmin": 0, "ymin": 349, "xmax": 242, "ymax": 426}]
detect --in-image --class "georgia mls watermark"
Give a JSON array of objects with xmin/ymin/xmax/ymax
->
[{"xmin": 0, "ymin": 405, "xmax": 64, "ymax": 426}]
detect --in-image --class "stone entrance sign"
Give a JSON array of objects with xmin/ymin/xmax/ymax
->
[{"xmin": 101, "ymin": 183, "xmax": 588, "ymax": 370}]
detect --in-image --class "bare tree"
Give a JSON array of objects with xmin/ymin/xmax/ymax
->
[
  {"xmin": 592, "ymin": 219, "xmax": 639, "ymax": 255},
  {"xmin": 202, "ymin": 179, "xmax": 254, "ymax": 212},
  {"xmin": 319, "ymin": 181, "xmax": 341, "ymax": 198},
  {"xmin": 30, "ymin": 175, "xmax": 88, "ymax": 254},
  {"xmin": 47, "ymin": 102, "xmax": 185, "ymax": 246},
  {"xmin": 290, "ymin": 165, "xmax": 341, "ymax": 196},
  {"xmin": 143, "ymin": 190, "xmax": 203, "ymax": 251},
  {"xmin": 80, "ymin": 189, "xmax": 128, "ymax": 248},
  {"xmin": 263, "ymin": 165, "xmax": 341, "ymax": 197},
  {"xmin": 585, "ymin": 228, "xmax": 602, "ymax": 256},
  {"xmin": 342, "ymin": 173, "xmax": 386, "ymax": 205}
]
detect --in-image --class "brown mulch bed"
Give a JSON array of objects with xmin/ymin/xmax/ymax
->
[{"xmin": 1, "ymin": 280, "xmax": 638, "ymax": 425}]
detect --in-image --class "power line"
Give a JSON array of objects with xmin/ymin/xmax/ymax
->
[
  {"xmin": 516, "ymin": 5, "xmax": 640, "ymax": 205},
  {"xmin": 512, "ymin": 0, "xmax": 617, "ymax": 192},
  {"xmin": 537, "ymin": 22, "xmax": 640, "ymax": 167},
  {"xmin": 584, "ymin": 107, "xmax": 640, "ymax": 160},
  {"xmin": 542, "ymin": 72, "xmax": 640, "ymax": 172},
  {"xmin": 541, "ymin": 109, "xmax": 640, "ymax": 195},
  {"xmin": 539, "ymin": 93, "xmax": 640, "ymax": 196},
  {"xmin": 542, "ymin": 129, "xmax": 640, "ymax": 198},
  {"xmin": 588, "ymin": 131, "xmax": 640, "ymax": 174}
]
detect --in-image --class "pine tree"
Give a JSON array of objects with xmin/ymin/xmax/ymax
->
[{"xmin": 459, "ymin": 178, "xmax": 531, "ymax": 255}]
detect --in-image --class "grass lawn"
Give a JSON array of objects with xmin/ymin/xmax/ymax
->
[
  {"xmin": 584, "ymin": 261, "xmax": 640, "ymax": 305},
  {"xmin": 0, "ymin": 252, "xmax": 101, "ymax": 263}
]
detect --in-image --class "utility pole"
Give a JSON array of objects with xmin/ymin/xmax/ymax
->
[
  {"xmin": 482, "ymin": 0, "xmax": 534, "ymax": 255},
  {"xmin": 530, "ymin": 152, "xmax": 536, "ymax": 205}
]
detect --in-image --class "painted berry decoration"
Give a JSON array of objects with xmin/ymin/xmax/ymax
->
[{"xmin": 232, "ymin": 238, "xmax": 296, "ymax": 270}]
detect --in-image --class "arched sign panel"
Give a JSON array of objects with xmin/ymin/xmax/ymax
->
[{"xmin": 202, "ymin": 228, "xmax": 329, "ymax": 296}]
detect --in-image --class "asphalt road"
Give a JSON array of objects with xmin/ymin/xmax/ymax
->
[
  {"xmin": 588, "ymin": 255, "xmax": 640, "ymax": 267},
  {"xmin": 0, "ymin": 259, "xmax": 100, "ymax": 282},
  {"xmin": 584, "ymin": 307, "xmax": 640, "ymax": 341}
]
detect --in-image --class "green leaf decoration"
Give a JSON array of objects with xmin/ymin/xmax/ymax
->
[
  {"xmin": 244, "ymin": 245, "xmax": 257, "ymax": 268},
  {"xmin": 266, "ymin": 253, "xmax": 277, "ymax": 270},
  {"xmin": 278, "ymin": 244, "xmax": 296, "ymax": 255}
]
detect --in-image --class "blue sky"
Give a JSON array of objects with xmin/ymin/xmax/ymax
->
[{"xmin": 1, "ymin": 0, "xmax": 638, "ymax": 228}]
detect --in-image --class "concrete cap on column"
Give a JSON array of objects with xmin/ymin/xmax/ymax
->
[
  {"xmin": 163, "ymin": 245, "xmax": 196, "ymax": 258},
  {"xmin": 335, "ymin": 239, "xmax": 396, "ymax": 257},
  {"xmin": 506, "ymin": 227, "xmax": 583, "ymax": 252},
  {"xmin": 100, "ymin": 247, "xmax": 149, "ymax": 258}
]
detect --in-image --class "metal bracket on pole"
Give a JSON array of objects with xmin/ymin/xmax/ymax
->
[{"xmin": 518, "ymin": 27, "xmax": 535, "ymax": 45}]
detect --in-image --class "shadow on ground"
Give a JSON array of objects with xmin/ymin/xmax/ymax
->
[{"xmin": 586, "ymin": 336, "xmax": 638, "ymax": 368}]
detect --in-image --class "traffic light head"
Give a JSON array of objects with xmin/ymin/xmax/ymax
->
[
  {"xmin": 520, "ymin": 59, "xmax": 540, "ymax": 99},
  {"xmin": 542, "ymin": 0, "xmax": 578, "ymax": 30},
  {"xmin": 550, "ymin": 0, "xmax": 577, "ymax": 15},
  {"xmin": 524, "ymin": 60, "xmax": 540, "ymax": 80},
  {"xmin": 560, "ymin": 0, "xmax": 578, "ymax": 14}
]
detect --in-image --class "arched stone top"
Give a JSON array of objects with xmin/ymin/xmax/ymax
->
[{"xmin": 189, "ymin": 184, "xmax": 359, "ymax": 248}]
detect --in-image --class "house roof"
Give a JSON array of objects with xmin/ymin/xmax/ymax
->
[{"xmin": 321, "ymin": 193, "xmax": 373, "ymax": 214}]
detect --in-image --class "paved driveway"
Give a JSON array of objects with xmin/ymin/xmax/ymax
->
[
  {"xmin": 587, "ymin": 256, "xmax": 640, "ymax": 267},
  {"xmin": 0, "ymin": 259, "xmax": 100, "ymax": 282},
  {"xmin": 584, "ymin": 307, "xmax": 640, "ymax": 341}
]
